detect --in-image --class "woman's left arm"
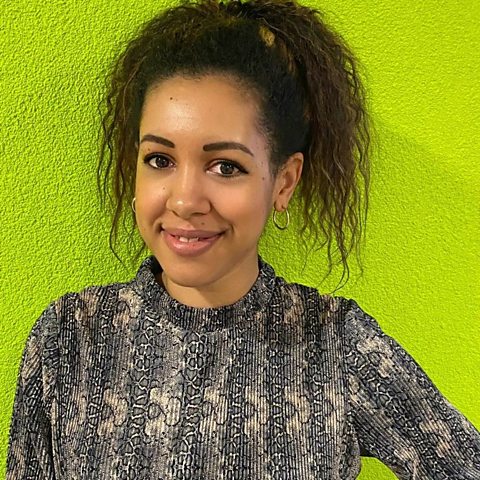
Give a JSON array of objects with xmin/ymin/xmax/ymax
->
[{"xmin": 342, "ymin": 298, "xmax": 480, "ymax": 479}]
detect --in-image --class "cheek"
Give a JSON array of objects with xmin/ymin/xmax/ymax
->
[
  {"xmin": 214, "ymin": 182, "xmax": 273, "ymax": 227},
  {"xmin": 135, "ymin": 174, "xmax": 168, "ymax": 222}
]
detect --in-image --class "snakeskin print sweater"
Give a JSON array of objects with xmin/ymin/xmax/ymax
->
[{"xmin": 7, "ymin": 256, "xmax": 480, "ymax": 479}]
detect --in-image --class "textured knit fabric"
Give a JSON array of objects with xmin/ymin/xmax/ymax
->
[{"xmin": 6, "ymin": 256, "xmax": 480, "ymax": 479}]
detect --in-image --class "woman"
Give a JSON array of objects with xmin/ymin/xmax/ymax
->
[{"xmin": 6, "ymin": 0, "xmax": 480, "ymax": 478}]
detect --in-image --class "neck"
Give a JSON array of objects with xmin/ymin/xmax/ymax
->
[{"xmin": 158, "ymin": 255, "xmax": 260, "ymax": 308}]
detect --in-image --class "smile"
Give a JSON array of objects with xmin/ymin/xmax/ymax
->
[{"xmin": 162, "ymin": 230, "xmax": 224, "ymax": 257}]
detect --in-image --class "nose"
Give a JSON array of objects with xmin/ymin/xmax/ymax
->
[{"xmin": 165, "ymin": 165, "xmax": 211, "ymax": 219}]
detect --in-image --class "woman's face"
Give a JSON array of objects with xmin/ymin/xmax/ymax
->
[{"xmin": 135, "ymin": 74, "xmax": 302, "ymax": 307}]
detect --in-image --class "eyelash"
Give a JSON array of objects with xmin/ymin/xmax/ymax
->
[{"xmin": 143, "ymin": 154, "xmax": 248, "ymax": 177}]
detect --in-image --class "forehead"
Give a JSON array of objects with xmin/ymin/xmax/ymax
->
[{"xmin": 140, "ymin": 75, "xmax": 262, "ymax": 138}]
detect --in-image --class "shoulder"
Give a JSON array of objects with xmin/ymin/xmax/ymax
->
[
  {"xmin": 273, "ymin": 277, "xmax": 373, "ymax": 336},
  {"xmin": 49, "ymin": 279, "xmax": 128, "ymax": 316},
  {"xmin": 31, "ymin": 277, "xmax": 141, "ymax": 346},
  {"xmin": 275, "ymin": 276, "xmax": 363, "ymax": 322},
  {"xmin": 275, "ymin": 279, "xmax": 388, "ymax": 346}
]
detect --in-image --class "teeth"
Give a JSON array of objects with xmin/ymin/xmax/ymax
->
[{"xmin": 178, "ymin": 236, "xmax": 200, "ymax": 243}]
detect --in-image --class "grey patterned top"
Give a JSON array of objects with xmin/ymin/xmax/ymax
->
[{"xmin": 7, "ymin": 256, "xmax": 480, "ymax": 479}]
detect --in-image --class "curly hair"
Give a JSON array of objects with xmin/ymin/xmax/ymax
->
[{"xmin": 98, "ymin": 0, "xmax": 371, "ymax": 291}]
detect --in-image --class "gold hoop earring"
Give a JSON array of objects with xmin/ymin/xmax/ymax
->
[
  {"xmin": 131, "ymin": 197, "xmax": 136, "ymax": 213},
  {"xmin": 273, "ymin": 207, "xmax": 290, "ymax": 230}
]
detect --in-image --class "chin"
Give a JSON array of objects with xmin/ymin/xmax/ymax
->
[{"xmin": 161, "ymin": 263, "xmax": 219, "ymax": 289}]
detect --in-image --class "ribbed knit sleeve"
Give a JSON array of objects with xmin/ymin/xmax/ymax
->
[
  {"xmin": 6, "ymin": 304, "xmax": 58, "ymax": 480},
  {"xmin": 343, "ymin": 298, "xmax": 480, "ymax": 479}
]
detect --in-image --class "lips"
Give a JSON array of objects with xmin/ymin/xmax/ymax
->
[{"xmin": 161, "ymin": 228, "xmax": 224, "ymax": 257}]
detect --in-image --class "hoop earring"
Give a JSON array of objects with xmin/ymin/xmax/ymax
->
[
  {"xmin": 131, "ymin": 197, "xmax": 136, "ymax": 213},
  {"xmin": 273, "ymin": 207, "xmax": 290, "ymax": 230}
]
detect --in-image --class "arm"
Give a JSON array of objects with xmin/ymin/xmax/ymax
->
[
  {"xmin": 342, "ymin": 298, "xmax": 480, "ymax": 479},
  {"xmin": 6, "ymin": 304, "xmax": 58, "ymax": 480}
]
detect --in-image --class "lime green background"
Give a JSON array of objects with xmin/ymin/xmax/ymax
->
[{"xmin": 1, "ymin": 0, "xmax": 479, "ymax": 477}]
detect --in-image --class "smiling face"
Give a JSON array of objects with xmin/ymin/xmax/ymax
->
[{"xmin": 135, "ymin": 74, "xmax": 302, "ymax": 307}]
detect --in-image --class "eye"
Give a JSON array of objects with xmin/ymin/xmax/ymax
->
[
  {"xmin": 209, "ymin": 160, "xmax": 247, "ymax": 177},
  {"xmin": 144, "ymin": 154, "xmax": 173, "ymax": 169}
]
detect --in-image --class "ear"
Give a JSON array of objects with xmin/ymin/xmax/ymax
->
[{"xmin": 272, "ymin": 152, "xmax": 303, "ymax": 211}]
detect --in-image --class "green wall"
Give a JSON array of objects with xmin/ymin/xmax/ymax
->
[{"xmin": 1, "ymin": 0, "xmax": 479, "ymax": 477}]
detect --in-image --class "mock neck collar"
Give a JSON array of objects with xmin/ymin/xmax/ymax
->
[{"xmin": 132, "ymin": 255, "xmax": 277, "ymax": 331}]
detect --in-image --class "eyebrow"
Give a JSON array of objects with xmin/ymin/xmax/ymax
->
[{"xmin": 139, "ymin": 134, "xmax": 254, "ymax": 157}]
